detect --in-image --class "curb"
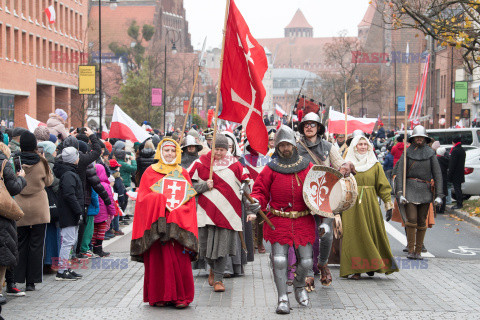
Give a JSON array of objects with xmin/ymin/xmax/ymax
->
[{"xmin": 446, "ymin": 207, "xmax": 480, "ymax": 227}]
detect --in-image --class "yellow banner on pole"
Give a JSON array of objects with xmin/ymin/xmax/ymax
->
[{"xmin": 78, "ymin": 66, "xmax": 96, "ymax": 95}]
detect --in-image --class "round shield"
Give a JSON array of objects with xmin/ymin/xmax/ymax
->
[{"xmin": 303, "ymin": 165, "xmax": 358, "ymax": 218}]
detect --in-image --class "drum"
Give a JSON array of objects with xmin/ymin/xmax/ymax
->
[{"xmin": 303, "ymin": 165, "xmax": 358, "ymax": 218}]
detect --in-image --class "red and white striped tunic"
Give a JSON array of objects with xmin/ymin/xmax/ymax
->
[{"xmin": 188, "ymin": 152, "xmax": 250, "ymax": 231}]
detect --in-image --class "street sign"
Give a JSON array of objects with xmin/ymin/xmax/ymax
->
[
  {"xmin": 397, "ymin": 96, "xmax": 405, "ymax": 112},
  {"xmin": 454, "ymin": 81, "xmax": 468, "ymax": 103},
  {"xmin": 151, "ymin": 88, "xmax": 162, "ymax": 107},
  {"xmin": 78, "ymin": 66, "xmax": 96, "ymax": 95}
]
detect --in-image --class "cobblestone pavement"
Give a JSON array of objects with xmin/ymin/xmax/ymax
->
[{"xmin": 3, "ymin": 234, "xmax": 480, "ymax": 320}]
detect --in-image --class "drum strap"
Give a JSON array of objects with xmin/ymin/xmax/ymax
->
[{"xmin": 298, "ymin": 140, "xmax": 322, "ymax": 165}]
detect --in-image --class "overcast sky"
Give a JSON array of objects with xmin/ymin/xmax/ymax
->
[{"xmin": 184, "ymin": 0, "xmax": 371, "ymax": 50}]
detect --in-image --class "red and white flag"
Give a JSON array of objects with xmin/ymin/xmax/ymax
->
[
  {"xmin": 219, "ymin": 0, "xmax": 269, "ymax": 155},
  {"xmin": 275, "ymin": 104, "xmax": 286, "ymax": 118},
  {"xmin": 109, "ymin": 105, "xmax": 150, "ymax": 143},
  {"xmin": 409, "ymin": 54, "xmax": 430, "ymax": 122},
  {"xmin": 328, "ymin": 109, "xmax": 377, "ymax": 134},
  {"xmin": 101, "ymin": 119, "xmax": 109, "ymax": 140},
  {"xmin": 45, "ymin": 5, "xmax": 56, "ymax": 24}
]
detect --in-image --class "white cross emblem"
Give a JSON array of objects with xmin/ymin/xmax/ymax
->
[
  {"xmin": 231, "ymin": 85, "xmax": 261, "ymax": 129},
  {"xmin": 166, "ymin": 195, "xmax": 180, "ymax": 208},
  {"xmin": 238, "ymin": 34, "xmax": 255, "ymax": 65},
  {"xmin": 167, "ymin": 181, "xmax": 181, "ymax": 195}
]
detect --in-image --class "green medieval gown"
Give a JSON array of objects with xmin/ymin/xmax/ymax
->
[{"xmin": 340, "ymin": 162, "xmax": 399, "ymax": 277}]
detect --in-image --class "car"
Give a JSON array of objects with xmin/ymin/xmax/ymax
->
[{"xmin": 454, "ymin": 148, "xmax": 480, "ymax": 199}]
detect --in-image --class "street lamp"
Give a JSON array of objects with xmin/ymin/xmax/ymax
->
[
  {"xmin": 97, "ymin": 0, "xmax": 117, "ymax": 134},
  {"xmin": 163, "ymin": 28, "xmax": 180, "ymax": 133}
]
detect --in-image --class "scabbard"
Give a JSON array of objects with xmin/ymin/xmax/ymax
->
[{"xmin": 245, "ymin": 193, "xmax": 275, "ymax": 230}]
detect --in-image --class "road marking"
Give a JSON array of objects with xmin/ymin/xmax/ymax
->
[
  {"xmin": 104, "ymin": 222, "xmax": 133, "ymax": 248},
  {"xmin": 448, "ymin": 246, "xmax": 480, "ymax": 255},
  {"xmin": 384, "ymin": 220, "xmax": 435, "ymax": 258}
]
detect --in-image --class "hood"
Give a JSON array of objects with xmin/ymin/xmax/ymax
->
[
  {"xmin": 63, "ymin": 136, "xmax": 79, "ymax": 150},
  {"xmin": 49, "ymin": 113, "xmax": 65, "ymax": 124},
  {"xmin": 113, "ymin": 141, "xmax": 126, "ymax": 151},
  {"xmin": 140, "ymin": 148, "xmax": 155, "ymax": 158},
  {"xmin": 95, "ymin": 163, "xmax": 109, "ymax": 183},
  {"xmin": 53, "ymin": 160, "xmax": 77, "ymax": 178}
]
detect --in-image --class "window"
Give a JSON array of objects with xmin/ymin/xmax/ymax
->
[
  {"xmin": 65, "ymin": 6, "xmax": 68, "ymax": 35},
  {"xmin": 59, "ymin": 4, "xmax": 63, "ymax": 32},
  {"xmin": 29, "ymin": 34, "xmax": 34, "ymax": 64},
  {"xmin": 14, "ymin": 29, "xmax": 19, "ymax": 61},
  {"xmin": 70, "ymin": 9, "xmax": 73, "ymax": 37},
  {"xmin": 79, "ymin": 15, "xmax": 83, "ymax": 39},
  {"xmin": 14, "ymin": 0, "xmax": 19, "ymax": 13},
  {"xmin": 42, "ymin": 0, "xmax": 47, "ymax": 25},
  {"xmin": 0, "ymin": 94, "xmax": 15, "ymax": 128},
  {"xmin": 36, "ymin": 36, "xmax": 40, "ymax": 66},
  {"xmin": 0, "ymin": 24, "xmax": 2, "ymax": 58},
  {"xmin": 22, "ymin": 31, "xmax": 26, "ymax": 62},
  {"xmin": 54, "ymin": 43, "xmax": 58, "ymax": 70},
  {"xmin": 22, "ymin": 0, "xmax": 26, "ymax": 16},
  {"xmin": 74, "ymin": 12, "xmax": 78, "ymax": 38},
  {"xmin": 28, "ymin": 0, "xmax": 33, "ymax": 19},
  {"xmin": 42, "ymin": 38, "xmax": 47, "ymax": 66},
  {"xmin": 49, "ymin": 41, "xmax": 53, "ymax": 69},
  {"xmin": 5, "ymin": 0, "xmax": 11, "ymax": 11}
]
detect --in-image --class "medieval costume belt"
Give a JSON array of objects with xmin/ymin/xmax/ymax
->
[
  {"xmin": 408, "ymin": 178, "xmax": 435, "ymax": 193},
  {"xmin": 270, "ymin": 208, "xmax": 310, "ymax": 219}
]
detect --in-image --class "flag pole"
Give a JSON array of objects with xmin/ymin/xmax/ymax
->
[
  {"xmin": 180, "ymin": 64, "xmax": 201, "ymax": 144},
  {"xmin": 344, "ymin": 85, "xmax": 348, "ymax": 137},
  {"xmin": 209, "ymin": 0, "xmax": 230, "ymax": 181},
  {"xmin": 403, "ymin": 43, "xmax": 410, "ymax": 196}
]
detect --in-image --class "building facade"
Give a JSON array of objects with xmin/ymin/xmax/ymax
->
[{"xmin": 0, "ymin": 0, "xmax": 88, "ymax": 128}]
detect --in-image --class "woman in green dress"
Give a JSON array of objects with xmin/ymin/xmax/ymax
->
[{"xmin": 340, "ymin": 135, "xmax": 399, "ymax": 279}]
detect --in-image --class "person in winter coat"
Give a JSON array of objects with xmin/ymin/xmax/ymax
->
[
  {"xmin": 135, "ymin": 140, "xmax": 155, "ymax": 185},
  {"xmin": 383, "ymin": 145, "xmax": 394, "ymax": 187},
  {"xmin": 391, "ymin": 136, "xmax": 405, "ymax": 166},
  {"xmin": 14, "ymin": 131, "xmax": 54, "ymax": 291},
  {"xmin": 53, "ymin": 147, "xmax": 84, "ymax": 281},
  {"xmin": 0, "ymin": 142, "xmax": 26, "ymax": 305},
  {"xmin": 8, "ymin": 127, "xmax": 27, "ymax": 155},
  {"xmin": 92, "ymin": 164, "xmax": 116, "ymax": 257},
  {"xmin": 79, "ymin": 189, "xmax": 99, "ymax": 257},
  {"xmin": 46, "ymin": 109, "xmax": 69, "ymax": 141},
  {"xmin": 115, "ymin": 149, "xmax": 137, "ymax": 189},
  {"xmin": 448, "ymin": 135, "xmax": 466, "ymax": 209},
  {"xmin": 436, "ymin": 147, "xmax": 449, "ymax": 214},
  {"xmin": 109, "ymin": 159, "xmax": 126, "ymax": 236}
]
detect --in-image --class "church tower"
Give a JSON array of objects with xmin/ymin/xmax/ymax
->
[{"xmin": 284, "ymin": 9, "xmax": 313, "ymax": 38}]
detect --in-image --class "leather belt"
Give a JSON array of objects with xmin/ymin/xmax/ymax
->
[
  {"xmin": 270, "ymin": 208, "xmax": 310, "ymax": 219},
  {"xmin": 408, "ymin": 178, "xmax": 435, "ymax": 193}
]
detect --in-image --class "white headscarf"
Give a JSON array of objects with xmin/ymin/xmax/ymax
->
[
  {"xmin": 222, "ymin": 131, "xmax": 242, "ymax": 157},
  {"xmin": 344, "ymin": 136, "xmax": 378, "ymax": 172}
]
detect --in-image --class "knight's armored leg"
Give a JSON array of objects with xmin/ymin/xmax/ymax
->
[
  {"xmin": 271, "ymin": 242, "xmax": 290, "ymax": 314},
  {"xmin": 318, "ymin": 217, "xmax": 333, "ymax": 286},
  {"xmin": 293, "ymin": 244, "xmax": 313, "ymax": 307}
]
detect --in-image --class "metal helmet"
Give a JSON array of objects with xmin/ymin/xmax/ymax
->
[
  {"xmin": 408, "ymin": 125, "xmax": 431, "ymax": 143},
  {"xmin": 182, "ymin": 135, "xmax": 203, "ymax": 152},
  {"xmin": 298, "ymin": 112, "xmax": 325, "ymax": 135},
  {"xmin": 275, "ymin": 125, "xmax": 297, "ymax": 148}
]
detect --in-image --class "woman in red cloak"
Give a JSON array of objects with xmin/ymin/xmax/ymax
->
[{"xmin": 130, "ymin": 138, "xmax": 198, "ymax": 308}]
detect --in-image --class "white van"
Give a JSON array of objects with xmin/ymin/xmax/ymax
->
[{"xmin": 426, "ymin": 128, "xmax": 480, "ymax": 150}]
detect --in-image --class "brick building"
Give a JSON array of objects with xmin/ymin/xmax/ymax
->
[{"xmin": 0, "ymin": 0, "xmax": 88, "ymax": 128}]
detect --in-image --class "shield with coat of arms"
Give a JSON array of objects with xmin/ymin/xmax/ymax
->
[{"xmin": 150, "ymin": 169, "xmax": 197, "ymax": 212}]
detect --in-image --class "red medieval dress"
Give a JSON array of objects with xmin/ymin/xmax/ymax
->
[{"xmin": 130, "ymin": 165, "xmax": 198, "ymax": 306}]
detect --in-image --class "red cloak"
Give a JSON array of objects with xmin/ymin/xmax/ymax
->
[{"xmin": 130, "ymin": 166, "xmax": 198, "ymax": 262}]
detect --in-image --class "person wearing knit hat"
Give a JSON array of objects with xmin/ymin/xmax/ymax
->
[
  {"xmin": 37, "ymin": 141, "xmax": 57, "ymax": 157},
  {"xmin": 214, "ymin": 134, "xmax": 229, "ymax": 150},
  {"xmin": 34, "ymin": 126, "xmax": 51, "ymax": 142},
  {"xmin": 49, "ymin": 134, "xmax": 58, "ymax": 144},
  {"xmin": 187, "ymin": 128, "xmax": 200, "ymax": 140},
  {"xmin": 47, "ymin": 109, "xmax": 68, "ymax": 141},
  {"xmin": 20, "ymin": 131, "xmax": 38, "ymax": 152},
  {"xmin": 62, "ymin": 147, "xmax": 79, "ymax": 165}
]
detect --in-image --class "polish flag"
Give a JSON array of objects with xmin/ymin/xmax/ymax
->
[
  {"xmin": 25, "ymin": 114, "xmax": 44, "ymax": 132},
  {"xmin": 275, "ymin": 104, "xmax": 286, "ymax": 118},
  {"xmin": 101, "ymin": 119, "xmax": 109, "ymax": 140},
  {"xmin": 45, "ymin": 5, "xmax": 56, "ymax": 24},
  {"xmin": 109, "ymin": 105, "xmax": 150, "ymax": 143},
  {"xmin": 327, "ymin": 109, "xmax": 377, "ymax": 134}
]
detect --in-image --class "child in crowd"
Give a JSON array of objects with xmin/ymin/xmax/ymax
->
[
  {"xmin": 92, "ymin": 164, "xmax": 116, "ymax": 257},
  {"xmin": 109, "ymin": 159, "xmax": 127, "ymax": 236}
]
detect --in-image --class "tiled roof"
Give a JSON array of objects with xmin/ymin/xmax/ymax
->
[
  {"xmin": 89, "ymin": 4, "xmax": 157, "ymax": 52},
  {"xmin": 285, "ymin": 9, "xmax": 313, "ymax": 29},
  {"xmin": 258, "ymin": 37, "xmax": 356, "ymax": 72}
]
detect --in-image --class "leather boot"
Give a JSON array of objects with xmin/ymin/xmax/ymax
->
[
  {"xmin": 414, "ymin": 226, "xmax": 427, "ymax": 260},
  {"xmin": 405, "ymin": 222, "xmax": 417, "ymax": 259}
]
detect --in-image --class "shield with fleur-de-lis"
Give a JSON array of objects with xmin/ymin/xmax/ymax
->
[
  {"xmin": 150, "ymin": 169, "xmax": 197, "ymax": 212},
  {"xmin": 303, "ymin": 165, "xmax": 357, "ymax": 218}
]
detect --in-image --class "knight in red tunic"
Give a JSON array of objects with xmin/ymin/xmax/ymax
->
[
  {"xmin": 130, "ymin": 138, "xmax": 198, "ymax": 308},
  {"xmin": 247, "ymin": 126, "xmax": 315, "ymax": 315}
]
